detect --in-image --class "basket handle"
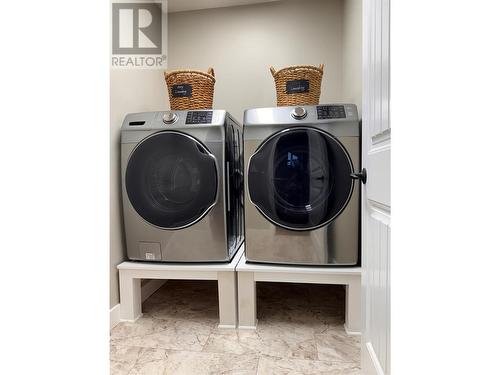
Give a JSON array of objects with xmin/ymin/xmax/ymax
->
[
  {"xmin": 319, "ymin": 63, "xmax": 324, "ymax": 72},
  {"xmin": 270, "ymin": 66, "xmax": 276, "ymax": 77},
  {"xmin": 207, "ymin": 67, "xmax": 215, "ymax": 78}
]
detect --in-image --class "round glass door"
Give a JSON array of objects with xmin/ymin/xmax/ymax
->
[
  {"xmin": 126, "ymin": 131, "xmax": 217, "ymax": 229},
  {"xmin": 248, "ymin": 128, "xmax": 354, "ymax": 230}
]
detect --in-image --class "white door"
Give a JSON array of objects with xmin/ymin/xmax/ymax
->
[{"xmin": 361, "ymin": 0, "xmax": 391, "ymax": 374}]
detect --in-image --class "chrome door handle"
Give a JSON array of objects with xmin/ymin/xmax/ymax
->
[{"xmin": 350, "ymin": 168, "xmax": 367, "ymax": 184}]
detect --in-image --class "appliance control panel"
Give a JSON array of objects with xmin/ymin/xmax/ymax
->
[
  {"xmin": 186, "ymin": 111, "xmax": 213, "ymax": 124},
  {"xmin": 316, "ymin": 105, "xmax": 346, "ymax": 119}
]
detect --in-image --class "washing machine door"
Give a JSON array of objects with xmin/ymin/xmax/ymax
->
[
  {"xmin": 248, "ymin": 127, "xmax": 354, "ymax": 231},
  {"xmin": 125, "ymin": 131, "xmax": 218, "ymax": 229}
]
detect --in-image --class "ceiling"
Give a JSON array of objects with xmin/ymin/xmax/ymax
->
[{"xmin": 167, "ymin": 0, "xmax": 283, "ymax": 13}]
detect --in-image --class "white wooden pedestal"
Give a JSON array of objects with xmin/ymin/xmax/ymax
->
[
  {"xmin": 236, "ymin": 252, "xmax": 362, "ymax": 335},
  {"xmin": 117, "ymin": 245, "xmax": 244, "ymax": 329}
]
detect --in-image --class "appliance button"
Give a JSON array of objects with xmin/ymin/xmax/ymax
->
[
  {"xmin": 291, "ymin": 107, "xmax": 307, "ymax": 120},
  {"xmin": 162, "ymin": 111, "xmax": 178, "ymax": 124}
]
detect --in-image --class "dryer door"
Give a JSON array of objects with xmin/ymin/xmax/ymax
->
[
  {"xmin": 248, "ymin": 127, "xmax": 354, "ymax": 231},
  {"xmin": 125, "ymin": 131, "xmax": 218, "ymax": 229}
]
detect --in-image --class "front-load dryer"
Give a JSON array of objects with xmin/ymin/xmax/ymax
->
[
  {"xmin": 243, "ymin": 104, "xmax": 361, "ymax": 266},
  {"xmin": 121, "ymin": 110, "xmax": 244, "ymax": 262}
]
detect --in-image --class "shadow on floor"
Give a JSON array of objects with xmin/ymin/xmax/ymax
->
[{"xmin": 110, "ymin": 280, "xmax": 360, "ymax": 375}]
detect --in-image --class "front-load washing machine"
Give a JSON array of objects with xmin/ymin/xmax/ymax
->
[
  {"xmin": 243, "ymin": 104, "xmax": 362, "ymax": 266},
  {"xmin": 121, "ymin": 110, "xmax": 244, "ymax": 262}
]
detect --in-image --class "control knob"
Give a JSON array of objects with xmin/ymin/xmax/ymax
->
[
  {"xmin": 291, "ymin": 107, "xmax": 307, "ymax": 120},
  {"xmin": 162, "ymin": 111, "xmax": 178, "ymax": 124}
]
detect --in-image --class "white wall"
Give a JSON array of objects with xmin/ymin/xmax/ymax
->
[
  {"xmin": 342, "ymin": 0, "xmax": 363, "ymax": 113},
  {"xmin": 168, "ymin": 0, "xmax": 345, "ymax": 123},
  {"xmin": 109, "ymin": 70, "xmax": 168, "ymax": 308}
]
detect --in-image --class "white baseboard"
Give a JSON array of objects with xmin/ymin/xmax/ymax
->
[
  {"xmin": 120, "ymin": 313, "xmax": 143, "ymax": 323},
  {"xmin": 110, "ymin": 304, "xmax": 121, "ymax": 329},
  {"xmin": 237, "ymin": 325, "xmax": 257, "ymax": 330},
  {"xmin": 110, "ymin": 279, "xmax": 167, "ymax": 329},
  {"xmin": 238, "ymin": 319, "xmax": 258, "ymax": 330},
  {"xmin": 344, "ymin": 323, "xmax": 361, "ymax": 336},
  {"xmin": 363, "ymin": 342, "xmax": 385, "ymax": 375}
]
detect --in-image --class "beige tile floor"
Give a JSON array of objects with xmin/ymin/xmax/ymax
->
[{"xmin": 110, "ymin": 280, "xmax": 361, "ymax": 374}]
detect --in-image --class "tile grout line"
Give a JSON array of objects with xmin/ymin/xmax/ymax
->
[
  {"xmin": 112, "ymin": 283, "xmax": 360, "ymax": 372},
  {"xmin": 254, "ymin": 356, "xmax": 261, "ymax": 375},
  {"xmin": 255, "ymin": 353, "xmax": 361, "ymax": 366},
  {"xmin": 200, "ymin": 326, "xmax": 216, "ymax": 352}
]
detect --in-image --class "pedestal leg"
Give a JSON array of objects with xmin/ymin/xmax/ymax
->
[
  {"xmin": 217, "ymin": 271, "xmax": 237, "ymax": 328},
  {"xmin": 237, "ymin": 272, "xmax": 257, "ymax": 329},
  {"xmin": 345, "ymin": 277, "xmax": 361, "ymax": 335},
  {"xmin": 119, "ymin": 271, "xmax": 142, "ymax": 322}
]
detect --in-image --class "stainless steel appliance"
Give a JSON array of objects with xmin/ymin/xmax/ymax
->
[
  {"xmin": 121, "ymin": 110, "xmax": 244, "ymax": 262},
  {"xmin": 243, "ymin": 104, "xmax": 361, "ymax": 266}
]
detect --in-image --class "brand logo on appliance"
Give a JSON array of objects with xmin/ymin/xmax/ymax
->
[
  {"xmin": 111, "ymin": 0, "xmax": 167, "ymax": 68},
  {"xmin": 145, "ymin": 253, "xmax": 156, "ymax": 260}
]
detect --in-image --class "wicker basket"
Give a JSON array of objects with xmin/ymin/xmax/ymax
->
[
  {"xmin": 270, "ymin": 64, "xmax": 324, "ymax": 106},
  {"xmin": 164, "ymin": 68, "xmax": 216, "ymax": 110}
]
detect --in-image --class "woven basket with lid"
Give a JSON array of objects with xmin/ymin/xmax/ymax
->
[
  {"xmin": 164, "ymin": 68, "xmax": 216, "ymax": 110},
  {"xmin": 270, "ymin": 64, "xmax": 324, "ymax": 106}
]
